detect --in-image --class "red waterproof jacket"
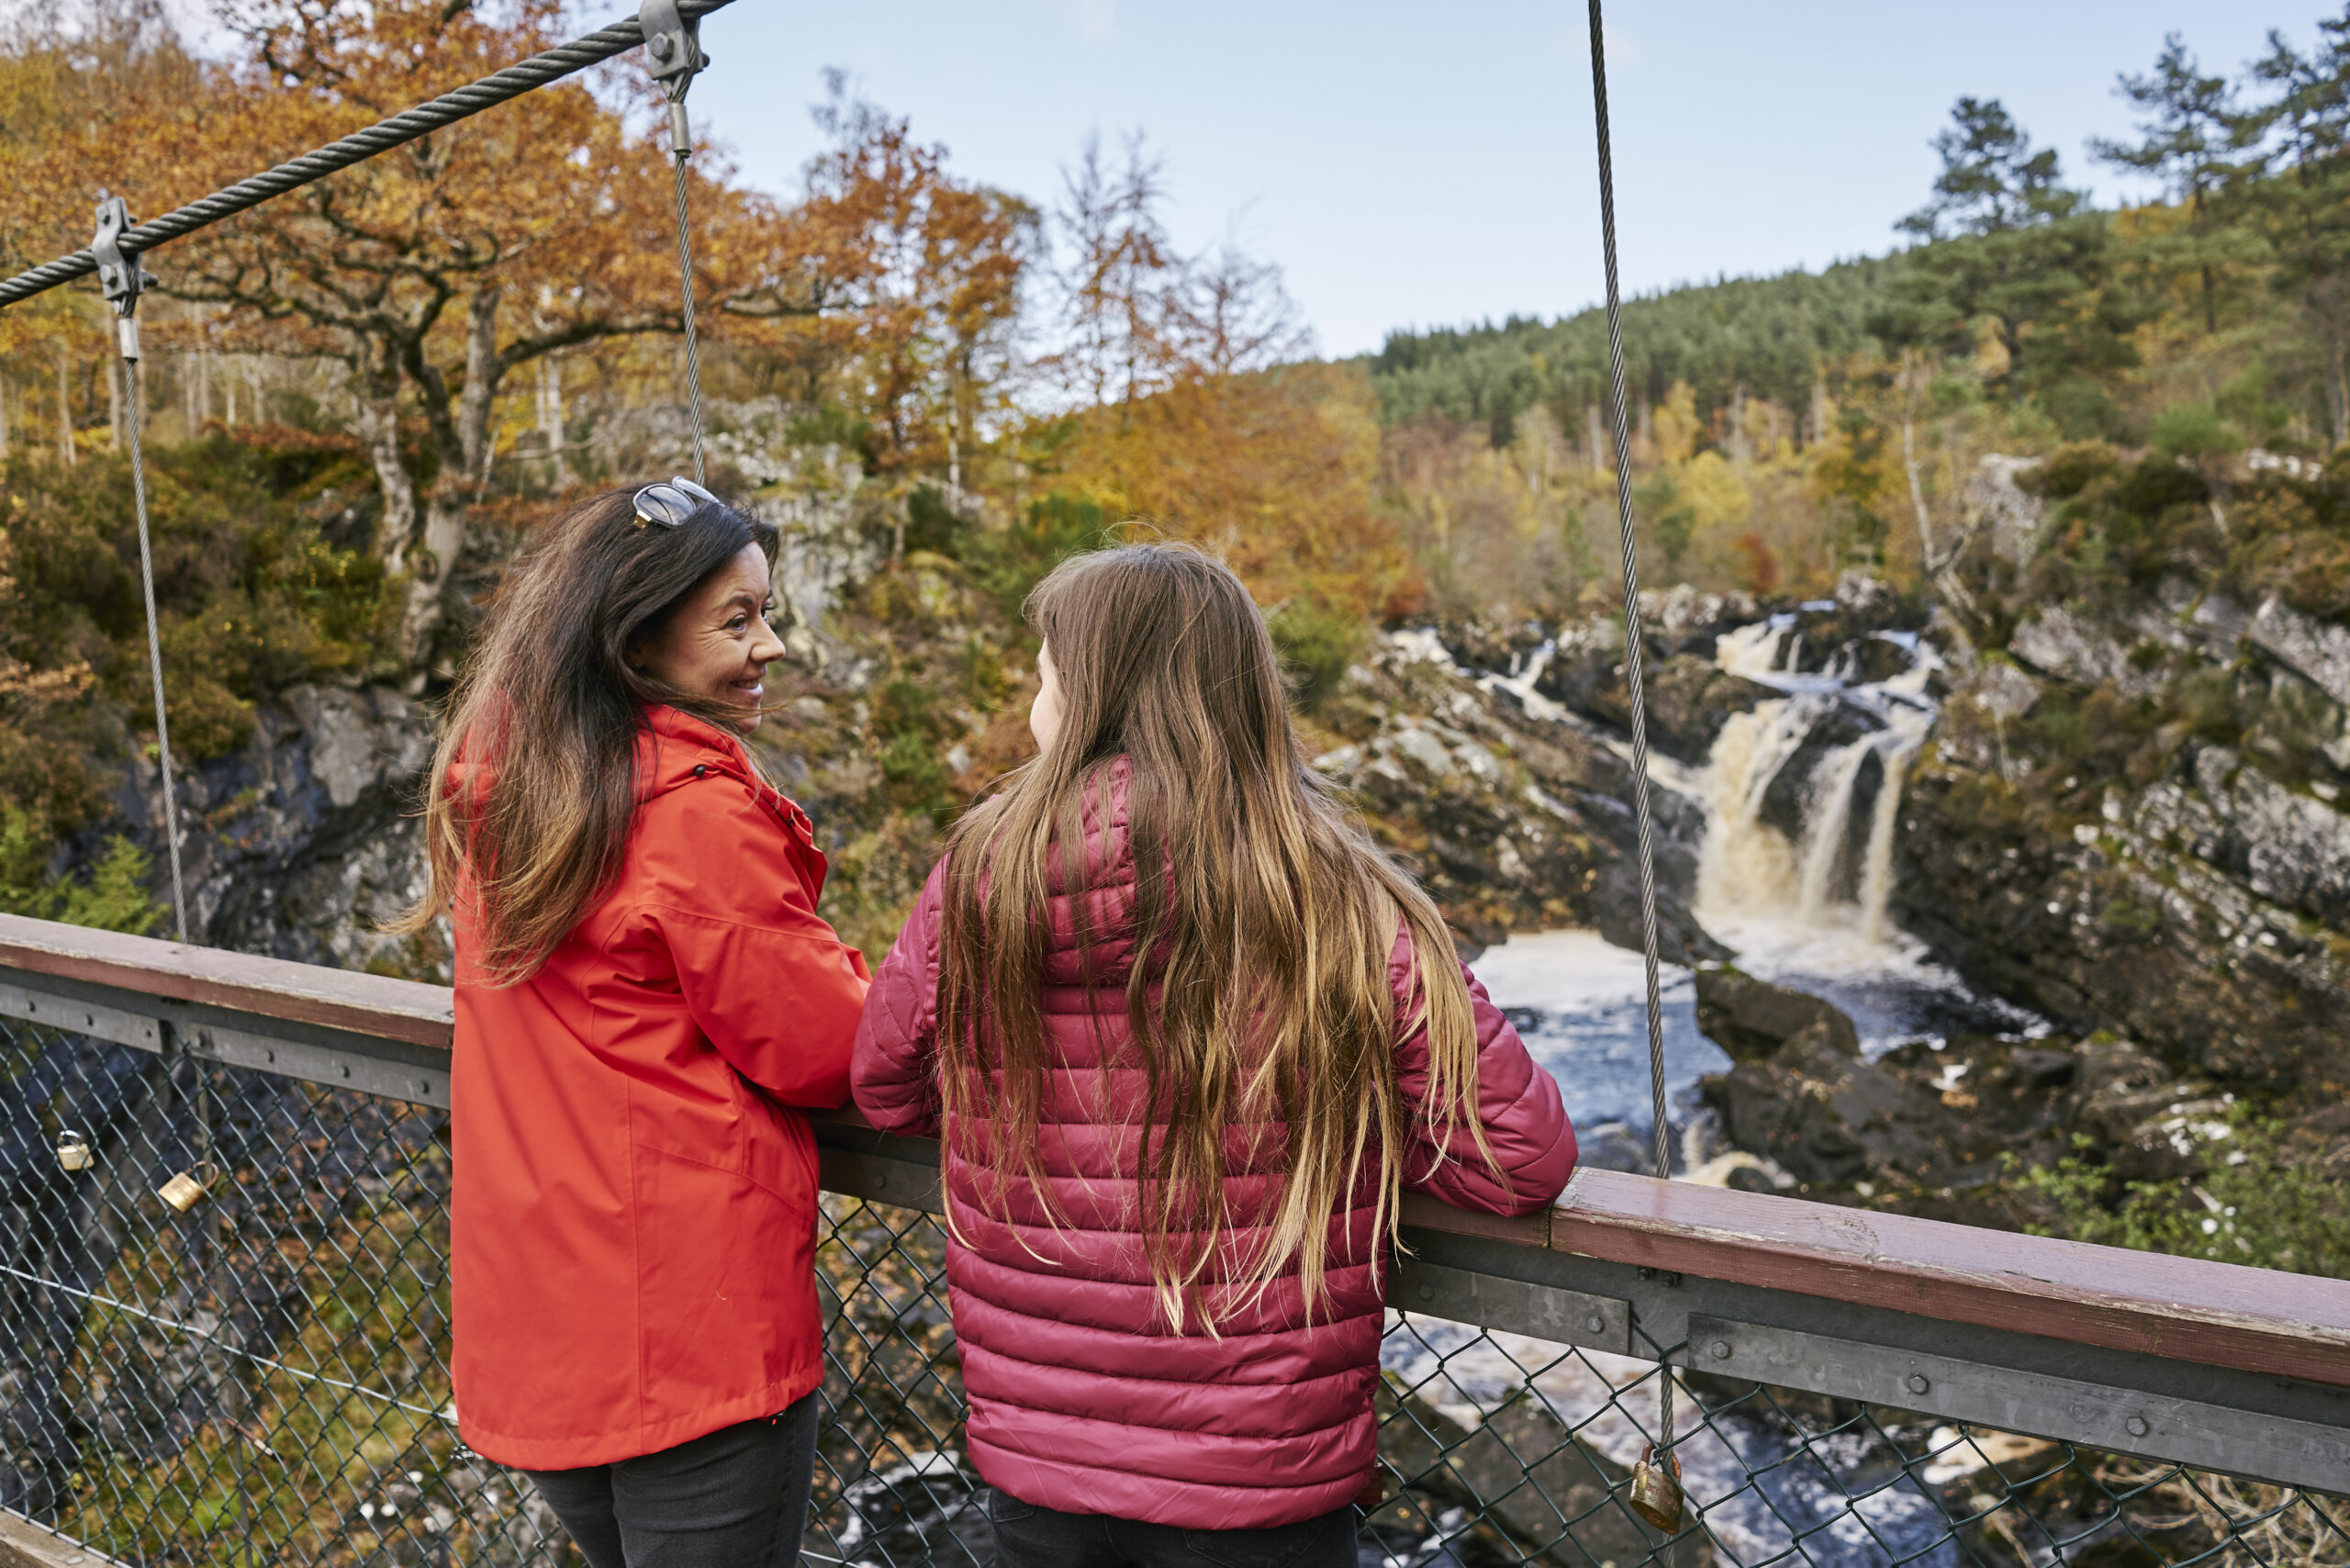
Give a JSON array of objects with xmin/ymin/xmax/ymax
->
[
  {"xmin": 851, "ymin": 771, "xmax": 1577, "ymax": 1529},
  {"xmin": 451, "ymin": 704, "xmax": 870, "ymax": 1471}
]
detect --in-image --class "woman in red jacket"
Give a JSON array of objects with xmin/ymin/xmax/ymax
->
[
  {"xmin": 397, "ymin": 479, "xmax": 869, "ymax": 1567},
  {"xmin": 852, "ymin": 543, "xmax": 1577, "ymax": 1568}
]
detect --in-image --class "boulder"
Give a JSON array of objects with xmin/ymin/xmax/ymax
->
[
  {"xmin": 1700, "ymin": 1028, "xmax": 1949, "ymax": 1187},
  {"xmin": 1542, "ymin": 650, "xmax": 1777, "ymax": 764},
  {"xmin": 1593, "ymin": 860, "xmax": 1732, "ymax": 966},
  {"xmin": 1694, "ymin": 968, "xmax": 1859, "ymax": 1061}
]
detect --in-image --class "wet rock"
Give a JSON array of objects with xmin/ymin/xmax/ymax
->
[
  {"xmin": 1636, "ymin": 655, "xmax": 1778, "ymax": 764},
  {"xmin": 1593, "ymin": 861, "xmax": 1731, "ymax": 966},
  {"xmin": 1754, "ymin": 700, "xmax": 1887, "ymax": 850},
  {"xmin": 1847, "ymin": 635, "xmax": 1918, "ymax": 686},
  {"xmin": 1694, "ymin": 969, "xmax": 1859, "ymax": 1061},
  {"xmin": 1573, "ymin": 1120, "xmax": 1653, "ymax": 1174},
  {"xmin": 1700, "ymin": 1028, "xmax": 1951, "ymax": 1187},
  {"xmin": 1322, "ymin": 635, "xmax": 1724, "ymax": 953}
]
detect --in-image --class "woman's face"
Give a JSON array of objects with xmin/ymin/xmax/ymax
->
[
  {"xmin": 1030, "ymin": 640, "xmax": 1064, "ymax": 752},
  {"xmin": 631, "ymin": 543, "xmax": 786, "ymax": 732}
]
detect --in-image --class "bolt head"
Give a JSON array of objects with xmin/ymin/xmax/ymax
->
[
  {"xmin": 2126, "ymin": 1416, "xmax": 2150, "ymax": 1438},
  {"xmin": 1416, "ymin": 1282, "xmax": 1434, "ymax": 1302},
  {"xmin": 1905, "ymin": 1372, "xmax": 1930, "ymax": 1395},
  {"xmin": 1709, "ymin": 1339, "xmax": 1732, "ymax": 1361},
  {"xmin": 648, "ymin": 33, "xmax": 673, "ymax": 57},
  {"xmin": 1585, "ymin": 1315, "xmax": 1607, "ymax": 1335}
]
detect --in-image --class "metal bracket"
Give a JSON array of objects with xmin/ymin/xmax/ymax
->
[
  {"xmin": 0, "ymin": 981, "xmax": 163, "ymax": 1053},
  {"xmin": 1393, "ymin": 1259, "xmax": 1632, "ymax": 1356},
  {"xmin": 637, "ymin": 0, "xmax": 706, "ymax": 95},
  {"xmin": 179, "ymin": 1024, "xmax": 449, "ymax": 1109},
  {"xmin": 90, "ymin": 194, "xmax": 156, "ymax": 360},
  {"xmin": 1686, "ymin": 1314, "xmax": 2350, "ymax": 1495},
  {"xmin": 816, "ymin": 1146, "xmax": 945, "ymax": 1213}
]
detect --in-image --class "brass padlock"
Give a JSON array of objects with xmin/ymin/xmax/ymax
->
[
  {"xmin": 56, "ymin": 1130, "xmax": 91, "ymax": 1172},
  {"xmin": 158, "ymin": 1163, "xmax": 218, "ymax": 1214},
  {"xmin": 1628, "ymin": 1441, "xmax": 1684, "ymax": 1534}
]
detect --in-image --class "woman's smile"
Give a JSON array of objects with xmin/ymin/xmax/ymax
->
[{"xmin": 631, "ymin": 543, "xmax": 786, "ymax": 731}]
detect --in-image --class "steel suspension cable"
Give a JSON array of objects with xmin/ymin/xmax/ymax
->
[
  {"xmin": 1585, "ymin": 0, "xmax": 1684, "ymax": 1527},
  {"xmin": 643, "ymin": 0, "xmax": 713, "ymax": 483},
  {"xmin": 671, "ymin": 147, "xmax": 709, "ymax": 484},
  {"xmin": 0, "ymin": 0, "xmax": 739, "ymax": 310},
  {"xmin": 91, "ymin": 196, "xmax": 191, "ymax": 944},
  {"xmin": 120, "ymin": 349, "xmax": 189, "ymax": 944}
]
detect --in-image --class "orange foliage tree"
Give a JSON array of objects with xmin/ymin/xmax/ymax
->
[{"xmin": 1031, "ymin": 136, "xmax": 1400, "ymax": 624}]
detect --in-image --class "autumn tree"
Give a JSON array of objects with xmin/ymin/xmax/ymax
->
[
  {"xmin": 760, "ymin": 79, "xmax": 1034, "ymax": 497},
  {"xmin": 8, "ymin": 0, "xmax": 811, "ymax": 665},
  {"xmin": 1029, "ymin": 138, "xmax": 1396, "ymax": 630}
]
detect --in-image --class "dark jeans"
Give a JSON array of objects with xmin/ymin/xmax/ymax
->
[
  {"xmin": 523, "ymin": 1394, "xmax": 820, "ymax": 1568},
  {"xmin": 989, "ymin": 1489, "xmax": 1357, "ymax": 1568}
]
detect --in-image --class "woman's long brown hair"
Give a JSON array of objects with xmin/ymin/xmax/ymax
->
[
  {"xmin": 392, "ymin": 485, "xmax": 777, "ymax": 985},
  {"xmin": 936, "ymin": 543, "xmax": 1499, "ymax": 1331}
]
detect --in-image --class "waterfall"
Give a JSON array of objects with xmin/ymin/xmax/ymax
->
[
  {"xmin": 1795, "ymin": 739, "xmax": 1874, "ymax": 921},
  {"xmin": 1858, "ymin": 710, "xmax": 1931, "ymax": 942},
  {"xmin": 1716, "ymin": 621, "xmax": 1786, "ymax": 679},
  {"xmin": 1695, "ymin": 628, "xmax": 1938, "ymax": 948},
  {"xmin": 1694, "ymin": 700, "xmax": 1805, "ymax": 918}
]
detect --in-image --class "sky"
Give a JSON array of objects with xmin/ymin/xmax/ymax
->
[{"xmin": 593, "ymin": 0, "xmax": 2293, "ymax": 357}]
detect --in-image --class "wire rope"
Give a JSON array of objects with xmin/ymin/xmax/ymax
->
[
  {"xmin": 0, "ymin": 0, "xmax": 739, "ymax": 310},
  {"xmin": 1585, "ymin": 0, "xmax": 1680, "ymax": 1486},
  {"xmin": 671, "ymin": 147, "xmax": 708, "ymax": 484},
  {"xmin": 120, "ymin": 351, "xmax": 190, "ymax": 944}
]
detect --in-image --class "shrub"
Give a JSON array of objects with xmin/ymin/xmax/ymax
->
[
  {"xmin": 0, "ymin": 805, "xmax": 164, "ymax": 935},
  {"xmin": 2013, "ymin": 1109, "xmax": 2350, "ymax": 1278}
]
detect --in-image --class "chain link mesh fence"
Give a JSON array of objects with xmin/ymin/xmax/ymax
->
[{"xmin": 3, "ymin": 1012, "xmax": 2344, "ymax": 1567}]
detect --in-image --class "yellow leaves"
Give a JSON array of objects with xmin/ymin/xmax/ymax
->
[
  {"xmin": 1651, "ymin": 381, "xmax": 1701, "ymax": 465},
  {"xmin": 1678, "ymin": 451, "xmax": 1753, "ymax": 533},
  {"xmin": 1044, "ymin": 364, "xmax": 1402, "ymax": 622}
]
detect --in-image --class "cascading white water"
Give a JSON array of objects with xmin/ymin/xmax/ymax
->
[
  {"xmin": 1694, "ymin": 700, "xmax": 1802, "ymax": 917},
  {"xmin": 1693, "ymin": 623, "xmax": 1937, "ymax": 949},
  {"xmin": 1795, "ymin": 738, "xmax": 1876, "ymax": 922}
]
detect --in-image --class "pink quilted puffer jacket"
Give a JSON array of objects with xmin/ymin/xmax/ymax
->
[{"xmin": 849, "ymin": 774, "xmax": 1577, "ymax": 1530}]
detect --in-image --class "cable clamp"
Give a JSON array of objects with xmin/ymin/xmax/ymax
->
[
  {"xmin": 92, "ymin": 193, "xmax": 156, "ymax": 360},
  {"xmin": 638, "ymin": 0, "xmax": 706, "ymax": 152}
]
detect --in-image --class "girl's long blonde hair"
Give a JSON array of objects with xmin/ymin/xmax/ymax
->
[{"xmin": 935, "ymin": 543, "xmax": 1499, "ymax": 1330}]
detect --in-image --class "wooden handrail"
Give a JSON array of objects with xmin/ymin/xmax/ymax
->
[
  {"xmin": 0, "ymin": 913, "xmax": 453, "ymax": 1049},
  {"xmin": 6, "ymin": 913, "xmax": 2347, "ymax": 1390},
  {"xmin": 1549, "ymin": 1167, "xmax": 2350, "ymax": 1392}
]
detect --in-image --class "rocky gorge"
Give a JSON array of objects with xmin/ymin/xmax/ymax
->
[{"xmin": 43, "ymin": 443, "xmax": 2350, "ymax": 1234}]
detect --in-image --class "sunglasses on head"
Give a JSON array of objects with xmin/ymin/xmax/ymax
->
[{"xmin": 632, "ymin": 476, "xmax": 720, "ymax": 529}]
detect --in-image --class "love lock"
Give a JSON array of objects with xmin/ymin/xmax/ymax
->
[
  {"xmin": 1629, "ymin": 1441, "xmax": 1684, "ymax": 1535},
  {"xmin": 56, "ymin": 1130, "xmax": 91, "ymax": 1172},
  {"xmin": 158, "ymin": 1162, "xmax": 218, "ymax": 1214}
]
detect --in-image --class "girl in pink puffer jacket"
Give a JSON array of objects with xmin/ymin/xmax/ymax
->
[{"xmin": 852, "ymin": 543, "xmax": 1576, "ymax": 1568}]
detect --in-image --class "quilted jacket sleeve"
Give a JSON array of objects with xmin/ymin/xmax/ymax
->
[
  {"xmin": 851, "ymin": 856, "xmax": 949, "ymax": 1137},
  {"xmin": 1390, "ymin": 924, "xmax": 1577, "ymax": 1216},
  {"xmin": 637, "ymin": 782, "xmax": 872, "ymax": 1109}
]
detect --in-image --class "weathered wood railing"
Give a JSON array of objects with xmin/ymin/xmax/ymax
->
[{"xmin": 1, "ymin": 909, "xmax": 2345, "ymax": 1568}]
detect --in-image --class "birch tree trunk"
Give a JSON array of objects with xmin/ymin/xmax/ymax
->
[{"xmin": 55, "ymin": 343, "xmax": 75, "ymax": 468}]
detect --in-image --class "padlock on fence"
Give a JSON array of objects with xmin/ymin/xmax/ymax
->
[
  {"xmin": 1629, "ymin": 1440, "xmax": 1684, "ymax": 1534},
  {"xmin": 55, "ymin": 1130, "xmax": 90, "ymax": 1172},
  {"xmin": 158, "ymin": 1162, "xmax": 218, "ymax": 1214}
]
